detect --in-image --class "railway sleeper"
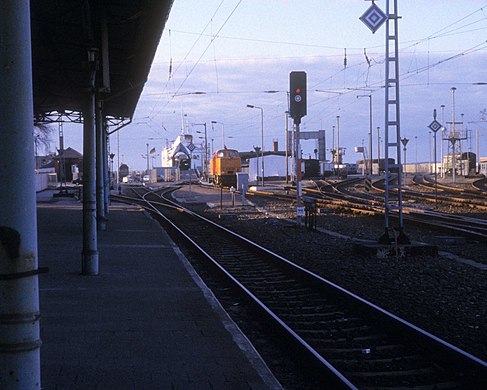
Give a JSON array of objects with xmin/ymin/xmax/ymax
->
[
  {"xmin": 343, "ymin": 368, "xmax": 455, "ymax": 389},
  {"xmin": 269, "ymin": 306, "xmax": 345, "ymax": 317},
  {"xmin": 301, "ymin": 332, "xmax": 388, "ymax": 347},
  {"xmin": 329, "ymin": 353, "xmax": 424, "ymax": 369},
  {"xmin": 278, "ymin": 311, "xmax": 354, "ymax": 322},
  {"xmin": 344, "ymin": 366, "xmax": 439, "ymax": 379},
  {"xmin": 319, "ymin": 343, "xmax": 412, "ymax": 357},
  {"xmin": 264, "ymin": 302, "xmax": 332, "ymax": 314}
]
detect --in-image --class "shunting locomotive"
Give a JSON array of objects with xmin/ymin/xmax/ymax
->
[{"xmin": 209, "ymin": 148, "xmax": 241, "ymax": 187}]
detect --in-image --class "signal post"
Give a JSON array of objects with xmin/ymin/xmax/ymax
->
[{"xmin": 289, "ymin": 71, "xmax": 307, "ymax": 222}]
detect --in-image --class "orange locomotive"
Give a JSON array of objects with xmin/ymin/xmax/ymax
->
[{"xmin": 209, "ymin": 148, "xmax": 241, "ymax": 187}]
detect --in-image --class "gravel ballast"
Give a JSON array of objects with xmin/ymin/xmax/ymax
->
[{"xmin": 178, "ymin": 187, "xmax": 487, "ymax": 363}]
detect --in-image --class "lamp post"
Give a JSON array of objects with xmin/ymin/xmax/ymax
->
[
  {"xmin": 253, "ymin": 146, "xmax": 261, "ymax": 184},
  {"xmin": 414, "ymin": 136, "xmax": 418, "ymax": 174},
  {"xmin": 146, "ymin": 143, "xmax": 149, "ymax": 175},
  {"xmin": 357, "ymin": 94, "xmax": 373, "ymax": 175},
  {"xmin": 194, "ymin": 123, "xmax": 208, "ymax": 180},
  {"xmin": 336, "ymin": 115, "xmax": 341, "ymax": 177},
  {"xmin": 440, "ymin": 104, "xmax": 445, "ymax": 177},
  {"xmin": 247, "ymin": 104, "xmax": 265, "ymax": 186},
  {"xmin": 377, "ymin": 126, "xmax": 381, "ymax": 174},
  {"xmin": 211, "ymin": 121, "xmax": 225, "ymax": 149}
]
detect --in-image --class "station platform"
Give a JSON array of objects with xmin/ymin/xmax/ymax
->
[
  {"xmin": 170, "ymin": 183, "xmax": 252, "ymax": 208},
  {"xmin": 37, "ymin": 189, "xmax": 281, "ymax": 389}
]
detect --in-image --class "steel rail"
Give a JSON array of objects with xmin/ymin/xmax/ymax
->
[
  {"xmin": 316, "ymin": 179, "xmax": 487, "ymax": 240},
  {"xmin": 113, "ymin": 186, "xmax": 487, "ymax": 389},
  {"xmin": 248, "ymin": 181, "xmax": 487, "ymax": 240},
  {"xmin": 115, "ymin": 187, "xmax": 357, "ymax": 389}
]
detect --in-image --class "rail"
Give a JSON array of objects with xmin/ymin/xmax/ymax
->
[{"xmin": 111, "ymin": 186, "xmax": 487, "ymax": 389}]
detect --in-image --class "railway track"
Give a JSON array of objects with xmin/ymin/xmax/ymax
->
[
  {"xmin": 307, "ymin": 178, "xmax": 487, "ymax": 241},
  {"xmin": 473, "ymin": 177, "xmax": 487, "ymax": 192},
  {"xmin": 411, "ymin": 175, "xmax": 487, "ymax": 208},
  {"xmin": 112, "ymin": 186, "xmax": 487, "ymax": 389}
]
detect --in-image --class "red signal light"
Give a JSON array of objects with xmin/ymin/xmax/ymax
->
[{"xmin": 290, "ymin": 71, "xmax": 307, "ymax": 120}]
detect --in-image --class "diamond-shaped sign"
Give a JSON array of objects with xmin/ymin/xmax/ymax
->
[
  {"xmin": 360, "ymin": 3, "xmax": 387, "ymax": 34},
  {"xmin": 428, "ymin": 120, "xmax": 442, "ymax": 133},
  {"xmin": 187, "ymin": 143, "xmax": 195, "ymax": 152}
]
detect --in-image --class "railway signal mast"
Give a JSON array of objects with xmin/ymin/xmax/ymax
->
[
  {"xmin": 289, "ymin": 71, "xmax": 307, "ymax": 220},
  {"xmin": 360, "ymin": 0, "xmax": 409, "ymax": 244},
  {"xmin": 428, "ymin": 109, "xmax": 443, "ymax": 207}
]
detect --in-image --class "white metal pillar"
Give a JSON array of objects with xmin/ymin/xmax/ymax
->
[
  {"xmin": 81, "ymin": 49, "xmax": 99, "ymax": 275},
  {"xmin": 0, "ymin": 1, "xmax": 41, "ymax": 387},
  {"xmin": 96, "ymin": 100, "xmax": 107, "ymax": 231},
  {"xmin": 103, "ymin": 122, "xmax": 110, "ymax": 214}
]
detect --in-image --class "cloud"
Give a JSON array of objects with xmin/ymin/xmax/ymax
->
[{"xmin": 118, "ymin": 47, "xmax": 487, "ymax": 169}]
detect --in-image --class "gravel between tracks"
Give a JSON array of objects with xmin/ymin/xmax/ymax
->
[{"xmin": 181, "ymin": 190, "xmax": 487, "ymax": 363}]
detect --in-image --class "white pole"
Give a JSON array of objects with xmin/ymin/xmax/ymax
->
[
  {"xmin": 0, "ymin": 1, "xmax": 41, "ymax": 387},
  {"xmin": 476, "ymin": 128, "xmax": 480, "ymax": 173},
  {"xmin": 451, "ymin": 87, "xmax": 457, "ymax": 183},
  {"xmin": 440, "ymin": 104, "xmax": 445, "ymax": 178},
  {"xmin": 81, "ymin": 48, "xmax": 99, "ymax": 275}
]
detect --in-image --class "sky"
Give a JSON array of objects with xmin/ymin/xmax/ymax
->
[{"xmin": 58, "ymin": 0, "xmax": 487, "ymax": 171}]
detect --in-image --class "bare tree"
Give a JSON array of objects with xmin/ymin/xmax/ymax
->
[{"xmin": 33, "ymin": 122, "xmax": 54, "ymax": 155}]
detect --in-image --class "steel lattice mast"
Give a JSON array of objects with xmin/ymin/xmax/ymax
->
[{"xmin": 380, "ymin": 0, "xmax": 409, "ymax": 244}]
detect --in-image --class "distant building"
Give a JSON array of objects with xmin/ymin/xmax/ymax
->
[
  {"xmin": 39, "ymin": 147, "xmax": 82, "ymax": 182},
  {"xmin": 247, "ymin": 154, "xmax": 291, "ymax": 182}
]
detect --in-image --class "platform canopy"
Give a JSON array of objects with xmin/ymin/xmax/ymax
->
[{"xmin": 31, "ymin": 0, "xmax": 174, "ymax": 123}]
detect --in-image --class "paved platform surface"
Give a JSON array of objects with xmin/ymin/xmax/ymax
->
[
  {"xmin": 37, "ymin": 189, "xmax": 281, "ymax": 389},
  {"xmin": 170, "ymin": 183, "xmax": 252, "ymax": 208}
]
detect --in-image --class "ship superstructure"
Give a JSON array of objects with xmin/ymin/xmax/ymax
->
[{"xmin": 160, "ymin": 132, "xmax": 204, "ymax": 172}]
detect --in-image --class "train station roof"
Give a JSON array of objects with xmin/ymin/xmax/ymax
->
[{"xmin": 31, "ymin": 0, "xmax": 173, "ymax": 122}]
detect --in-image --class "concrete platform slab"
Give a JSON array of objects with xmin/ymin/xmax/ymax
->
[{"xmin": 37, "ymin": 191, "xmax": 281, "ymax": 389}]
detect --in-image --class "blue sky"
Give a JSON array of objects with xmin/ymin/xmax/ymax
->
[{"xmin": 61, "ymin": 1, "xmax": 487, "ymax": 170}]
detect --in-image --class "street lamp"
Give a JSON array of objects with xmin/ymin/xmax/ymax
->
[
  {"xmin": 336, "ymin": 115, "xmax": 341, "ymax": 165},
  {"xmin": 336, "ymin": 115, "xmax": 341, "ymax": 177},
  {"xmin": 211, "ymin": 121, "xmax": 225, "ymax": 149},
  {"xmin": 193, "ymin": 123, "xmax": 208, "ymax": 180},
  {"xmin": 414, "ymin": 136, "xmax": 418, "ymax": 174},
  {"xmin": 377, "ymin": 126, "xmax": 381, "ymax": 174},
  {"xmin": 146, "ymin": 143, "xmax": 149, "ymax": 175},
  {"xmin": 440, "ymin": 104, "xmax": 445, "ymax": 178},
  {"xmin": 357, "ymin": 94, "xmax": 373, "ymax": 175},
  {"xmin": 247, "ymin": 104, "xmax": 265, "ymax": 186}
]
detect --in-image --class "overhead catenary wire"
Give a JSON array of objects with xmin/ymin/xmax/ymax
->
[
  {"xmin": 148, "ymin": 0, "xmax": 242, "ymax": 120},
  {"xmin": 145, "ymin": 3, "xmax": 487, "ymax": 142},
  {"xmin": 147, "ymin": 0, "xmax": 227, "ymax": 118},
  {"xmin": 170, "ymin": 0, "xmax": 243, "ymax": 97},
  {"xmin": 148, "ymin": 5, "xmax": 487, "ymax": 98}
]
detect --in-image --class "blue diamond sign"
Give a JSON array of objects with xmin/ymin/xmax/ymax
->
[
  {"xmin": 428, "ymin": 120, "xmax": 443, "ymax": 133},
  {"xmin": 360, "ymin": 3, "xmax": 387, "ymax": 34}
]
